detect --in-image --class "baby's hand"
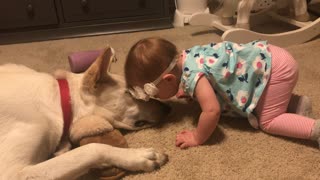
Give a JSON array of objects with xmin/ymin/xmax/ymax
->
[
  {"xmin": 175, "ymin": 89, "xmax": 193, "ymax": 102},
  {"xmin": 175, "ymin": 130, "xmax": 200, "ymax": 149}
]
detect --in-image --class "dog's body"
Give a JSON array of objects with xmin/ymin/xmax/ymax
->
[{"xmin": 0, "ymin": 47, "xmax": 168, "ymax": 179}]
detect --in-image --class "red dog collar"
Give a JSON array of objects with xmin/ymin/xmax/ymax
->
[{"xmin": 57, "ymin": 79, "xmax": 73, "ymax": 139}]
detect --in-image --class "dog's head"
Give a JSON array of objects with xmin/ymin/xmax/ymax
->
[
  {"xmin": 79, "ymin": 46, "xmax": 171, "ymax": 131},
  {"xmin": 111, "ymin": 94, "xmax": 171, "ymax": 130}
]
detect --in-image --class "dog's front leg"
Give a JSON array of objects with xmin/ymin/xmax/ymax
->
[{"xmin": 18, "ymin": 143, "xmax": 168, "ymax": 180}]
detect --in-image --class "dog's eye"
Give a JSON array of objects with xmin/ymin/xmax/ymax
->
[{"xmin": 135, "ymin": 120, "xmax": 148, "ymax": 127}]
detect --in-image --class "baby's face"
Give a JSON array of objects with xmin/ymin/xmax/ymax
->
[{"xmin": 155, "ymin": 76, "xmax": 180, "ymax": 99}]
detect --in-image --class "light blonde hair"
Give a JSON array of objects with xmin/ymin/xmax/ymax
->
[{"xmin": 125, "ymin": 37, "xmax": 179, "ymax": 88}]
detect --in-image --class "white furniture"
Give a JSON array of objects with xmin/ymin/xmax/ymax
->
[
  {"xmin": 188, "ymin": 3, "xmax": 320, "ymax": 46},
  {"xmin": 173, "ymin": 0, "xmax": 209, "ymax": 27}
]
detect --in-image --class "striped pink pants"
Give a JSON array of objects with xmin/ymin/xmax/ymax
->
[{"xmin": 255, "ymin": 45, "xmax": 315, "ymax": 139}]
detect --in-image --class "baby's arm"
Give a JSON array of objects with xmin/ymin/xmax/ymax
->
[{"xmin": 175, "ymin": 76, "xmax": 221, "ymax": 149}]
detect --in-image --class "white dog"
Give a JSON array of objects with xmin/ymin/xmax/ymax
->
[{"xmin": 0, "ymin": 47, "xmax": 169, "ymax": 179}]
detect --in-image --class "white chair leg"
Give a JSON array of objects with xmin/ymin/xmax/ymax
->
[
  {"xmin": 221, "ymin": 0, "xmax": 236, "ymax": 25},
  {"xmin": 292, "ymin": 0, "xmax": 310, "ymax": 22},
  {"xmin": 173, "ymin": 9, "xmax": 188, "ymax": 27},
  {"xmin": 236, "ymin": 0, "xmax": 256, "ymax": 29}
]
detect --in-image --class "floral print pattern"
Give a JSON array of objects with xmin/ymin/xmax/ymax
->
[{"xmin": 180, "ymin": 41, "xmax": 272, "ymax": 129}]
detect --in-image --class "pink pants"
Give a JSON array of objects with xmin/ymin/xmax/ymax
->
[{"xmin": 255, "ymin": 45, "xmax": 315, "ymax": 139}]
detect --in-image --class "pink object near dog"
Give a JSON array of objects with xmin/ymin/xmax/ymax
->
[{"xmin": 68, "ymin": 50, "xmax": 102, "ymax": 73}]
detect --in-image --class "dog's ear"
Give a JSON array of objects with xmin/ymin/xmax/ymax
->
[{"xmin": 82, "ymin": 46, "xmax": 116, "ymax": 94}]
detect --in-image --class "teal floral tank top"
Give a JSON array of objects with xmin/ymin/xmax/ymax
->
[{"xmin": 180, "ymin": 40, "xmax": 272, "ymax": 129}]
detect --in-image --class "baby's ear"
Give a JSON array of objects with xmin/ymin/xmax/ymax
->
[
  {"xmin": 81, "ymin": 46, "xmax": 117, "ymax": 94},
  {"xmin": 163, "ymin": 74, "xmax": 177, "ymax": 82}
]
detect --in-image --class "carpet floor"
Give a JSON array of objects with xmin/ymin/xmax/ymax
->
[{"xmin": 1, "ymin": 22, "xmax": 320, "ymax": 180}]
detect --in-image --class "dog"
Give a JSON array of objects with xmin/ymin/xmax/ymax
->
[{"xmin": 0, "ymin": 46, "xmax": 170, "ymax": 179}]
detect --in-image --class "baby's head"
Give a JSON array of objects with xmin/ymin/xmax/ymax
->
[{"xmin": 125, "ymin": 37, "xmax": 180, "ymax": 101}]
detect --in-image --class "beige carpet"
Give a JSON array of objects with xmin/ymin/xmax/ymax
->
[{"xmin": 1, "ymin": 24, "xmax": 320, "ymax": 179}]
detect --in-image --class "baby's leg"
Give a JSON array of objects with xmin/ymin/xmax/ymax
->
[{"xmin": 255, "ymin": 45, "xmax": 316, "ymax": 139}]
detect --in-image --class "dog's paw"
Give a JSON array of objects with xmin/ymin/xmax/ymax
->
[{"xmin": 115, "ymin": 148, "xmax": 168, "ymax": 172}]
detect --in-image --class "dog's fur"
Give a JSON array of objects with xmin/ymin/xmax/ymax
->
[{"xmin": 0, "ymin": 47, "xmax": 169, "ymax": 179}]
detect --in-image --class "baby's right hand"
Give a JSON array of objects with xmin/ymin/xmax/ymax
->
[{"xmin": 175, "ymin": 130, "xmax": 200, "ymax": 149}]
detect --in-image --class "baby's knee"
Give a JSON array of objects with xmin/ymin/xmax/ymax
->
[{"xmin": 259, "ymin": 121, "xmax": 273, "ymax": 133}]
